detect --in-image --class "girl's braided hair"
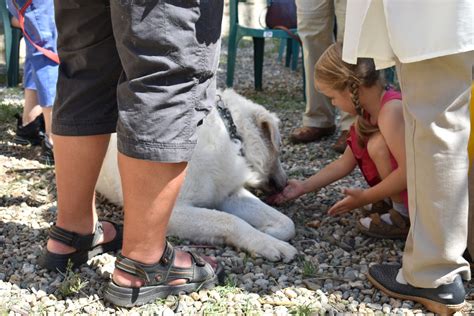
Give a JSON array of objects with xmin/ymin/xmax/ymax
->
[{"xmin": 314, "ymin": 43, "xmax": 382, "ymax": 147}]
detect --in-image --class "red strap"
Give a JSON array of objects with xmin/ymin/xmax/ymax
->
[
  {"xmin": 16, "ymin": 0, "xmax": 59, "ymax": 64},
  {"xmin": 273, "ymin": 25, "xmax": 302, "ymax": 45}
]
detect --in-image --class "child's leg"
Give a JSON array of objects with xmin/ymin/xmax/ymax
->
[
  {"xmin": 30, "ymin": 59, "xmax": 56, "ymax": 145},
  {"xmin": 366, "ymin": 132, "xmax": 403, "ymax": 204},
  {"xmin": 15, "ymin": 56, "xmax": 44, "ymax": 145},
  {"xmin": 23, "ymin": 89, "xmax": 42, "ymax": 125},
  {"xmin": 359, "ymin": 132, "xmax": 409, "ymax": 238},
  {"xmin": 22, "ymin": 57, "xmax": 42, "ymax": 125},
  {"xmin": 41, "ymin": 107, "xmax": 52, "ymax": 143}
]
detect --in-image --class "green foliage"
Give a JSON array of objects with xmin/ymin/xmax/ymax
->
[
  {"xmin": 290, "ymin": 303, "xmax": 316, "ymax": 316},
  {"xmin": 57, "ymin": 260, "xmax": 88, "ymax": 297},
  {"xmin": 301, "ymin": 260, "xmax": 318, "ymax": 278},
  {"xmin": 223, "ymin": 275, "xmax": 239, "ymax": 289},
  {"xmin": 243, "ymin": 89, "xmax": 304, "ymax": 111},
  {"xmin": 0, "ymin": 90, "xmax": 22, "ymax": 124}
]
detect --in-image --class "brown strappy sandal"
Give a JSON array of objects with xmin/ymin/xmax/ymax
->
[
  {"xmin": 357, "ymin": 209, "xmax": 410, "ymax": 239},
  {"xmin": 104, "ymin": 241, "xmax": 219, "ymax": 307},
  {"xmin": 360, "ymin": 199, "xmax": 392, "ymax": 216}
]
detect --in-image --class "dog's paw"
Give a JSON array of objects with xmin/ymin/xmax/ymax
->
[
  {"xmin": 259, "ymin": 220, "xmax": 295, "ymax": 241},
  {"xmin": 252, "ymin": 239, "xmax": 298, "ymax": 263}
]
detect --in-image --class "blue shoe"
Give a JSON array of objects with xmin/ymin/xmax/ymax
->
[{"xmin": 367, "ymin": 263, "xmax": 467, "ymax": 315}]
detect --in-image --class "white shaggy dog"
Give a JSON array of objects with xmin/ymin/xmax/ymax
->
[{"xmin": 96, "ymin": 89, "xmax": 297, "ymax": 262}]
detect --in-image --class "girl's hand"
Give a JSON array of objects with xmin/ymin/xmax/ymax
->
[
  {"xmin": 328, "ymin": 188, "xmax": 367, "ymax": 216},
  {"xmin": 266, "ymin": 180, "xmax": 306, "ymax": 205}
]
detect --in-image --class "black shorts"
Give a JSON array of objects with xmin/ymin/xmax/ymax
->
[{"xmin": 52, "ymin": 0, "xmax": 223, "ymax": 162}]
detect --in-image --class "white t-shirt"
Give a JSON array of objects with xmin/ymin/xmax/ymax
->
[{"xmin": 342, "ymin": 0, "xmax": 474, "ymax": 69}]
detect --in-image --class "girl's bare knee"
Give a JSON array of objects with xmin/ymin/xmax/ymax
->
[{"xmin": 367, "ymin": 133, "xmax": 389, "ymax": 161}]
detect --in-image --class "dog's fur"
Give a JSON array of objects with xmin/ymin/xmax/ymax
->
[{"xmin": 96, "ymin": 89, "xmax": 297, "ymax": 262}]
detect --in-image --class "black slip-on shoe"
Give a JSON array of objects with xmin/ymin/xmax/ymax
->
[
  {"xmin": 41, "ymin": 135, "xmax": 54, "ymax": 165},
  {"xmin": 367, "ymin": 263, "xmax": 467, "ymax": 315},
  {"xmin": 14, "ymin": 114, "xmax": 45, "ymax": 146}
]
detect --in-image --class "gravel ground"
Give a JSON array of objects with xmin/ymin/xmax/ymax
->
[{"xmin": 1, "ymin": 35, "xmax": 473, "ymax": 315}]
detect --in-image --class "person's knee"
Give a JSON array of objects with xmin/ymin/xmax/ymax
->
[{"xmin": 367, "ymin": 132, "xmax": 390, "ymax": 161}]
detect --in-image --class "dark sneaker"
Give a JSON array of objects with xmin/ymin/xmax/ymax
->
[
  {"xmin": 41, "ymin": 135, "xmax": 54, "ymax": 165},
  {"xmin": 367, "ymin": 263, "xmax": 467, "ymax": 315},
  {"xmin": 15, "ymin": 114, "xmax": 45, "ymax": 146}
]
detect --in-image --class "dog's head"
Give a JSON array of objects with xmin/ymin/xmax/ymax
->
[
  {"xmin": 220, "ymin": 89, "xmax": 287, "ymax": 194},
  {"xmin": 238, "ymin": 104, "xmax": 287, "ymax": 194}
]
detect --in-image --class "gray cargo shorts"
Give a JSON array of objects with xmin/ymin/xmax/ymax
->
[{"xmin": 52, "ymin": 0, "xmax": 223, "ymax": 162}]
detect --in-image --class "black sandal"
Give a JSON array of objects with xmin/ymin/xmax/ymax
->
[
  {"xmin": 39, "ymin": 220, "xmax": 123, "ymax": 272},
  {"xmin": 104, "ymin": 241, "xmax": 218, "ymax": 307}
]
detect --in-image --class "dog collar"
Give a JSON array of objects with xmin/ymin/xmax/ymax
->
[{"xmin": 216, "ymin": 96, "xmax": 245, "ymax": 157}]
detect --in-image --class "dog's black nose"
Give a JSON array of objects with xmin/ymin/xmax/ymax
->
[{"xmin": 269, "ymin": 177, "xmax": 286, "ymax": 192}]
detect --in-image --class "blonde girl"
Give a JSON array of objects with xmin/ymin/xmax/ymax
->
[{"xmin": 270, "ymin": 43, "xmax": 409, "ymax": 238}]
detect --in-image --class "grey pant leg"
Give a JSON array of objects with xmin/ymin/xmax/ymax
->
[
  {"xmin": 53, "ymin": 0, "xmax": 122, "ymax": 136},
  {"xmin": 111, "ymin": 0, "xmax": 223, "ymax": 162}
]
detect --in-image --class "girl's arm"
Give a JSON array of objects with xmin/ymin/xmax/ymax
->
[
  {"xmin": 328, "ymin": 100, "xmax": 406, "ymax": 215},
  {"xmin": 302, "ymin": 146, "xmax": 358, "ymax": 193},
  {"xmin": 268, "ymin": 147, "xmax": 357, "ymax": 204}
]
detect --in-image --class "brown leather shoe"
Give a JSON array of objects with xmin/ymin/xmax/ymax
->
[
  {"xmin": 289, "ymin": 126, "xmax": 336, "ymax": 143},
  {"xmin": 333, "ymin": 129, "xmax": 349, "ymax": 153}
]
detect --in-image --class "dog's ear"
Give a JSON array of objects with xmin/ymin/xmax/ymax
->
[{"xmin": 257, "ymin": 113, "xmax": 281, "ymax": 151}]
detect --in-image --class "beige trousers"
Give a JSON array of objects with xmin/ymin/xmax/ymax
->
[
  {"xmin": 296, "ymin": 0, "xmax": 353, "ymax": 130},
  {"xmin": 397, "ymin": 52, "xmax": 473, "ymax": 288}
]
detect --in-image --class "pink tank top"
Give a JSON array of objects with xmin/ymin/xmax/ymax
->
[{"xmin": 347, "ymin": 89, "xmax": 408, "ymax": 209}]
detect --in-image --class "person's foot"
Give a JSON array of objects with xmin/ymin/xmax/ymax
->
[
  {"xmin": 361, "ymin": 199, "xmax": 392, "ymax": 216},
  {"xmin": 358, "ymin": 209, "xmax": 409, "ymax": 239},
  {"xmin": 333, "ymin": 129, "xmax": 349, "ymax": 153},
  {"xmin": 104, "ymin": 242, "xmax": 220, "ymax": 307},
  {"xmin": 289, "ymin": 126, "xmax": 336, "ymax": 144},
  {"xmin": 14, "ymin": 114, "xmax": 45, "ymax": 146},
  {"xmin": 41, "ymin": 134, "xmax": 54, "ymax": 165},
  {"xmin": 113, "ymin": 249, "xmax": 201, "ymax": 287},
  {"xmin": 367, "ymin": 263, "xmax": 467, "ymax": 315},
  {"xmin": 46, "ymin": 221, "xmax": 119, "ymax": 255}
]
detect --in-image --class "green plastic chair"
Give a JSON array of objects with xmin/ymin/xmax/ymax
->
[
  {"xmin": 277, "ymin": 38, "xmax": 300, "ymax": 70},
  {"xmin": 226, "ymin": 0, "xmax": 302, "ymax": 90},
  {"xmin": 1, "ymin": 0, "xmax": 22, "ymax": 87}
]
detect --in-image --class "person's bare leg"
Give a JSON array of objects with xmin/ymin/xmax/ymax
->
[
  {"xmin": 22, "ymin": 89, "xmax": 42, "ymax": 125},
  {"xmin": 41, "ymin": 107, "xmax": 53, "ymax": 144},
  {"xmin": 113, "ymin": 154, "xmax": 191, "ymax": 287},
  {"xmin": 367, "ymin": 132, "xmax": 403, "ymax": 203},
  {"xmin": 46, "ymin": 134, "xmax": 117, "ymax": 254}
]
